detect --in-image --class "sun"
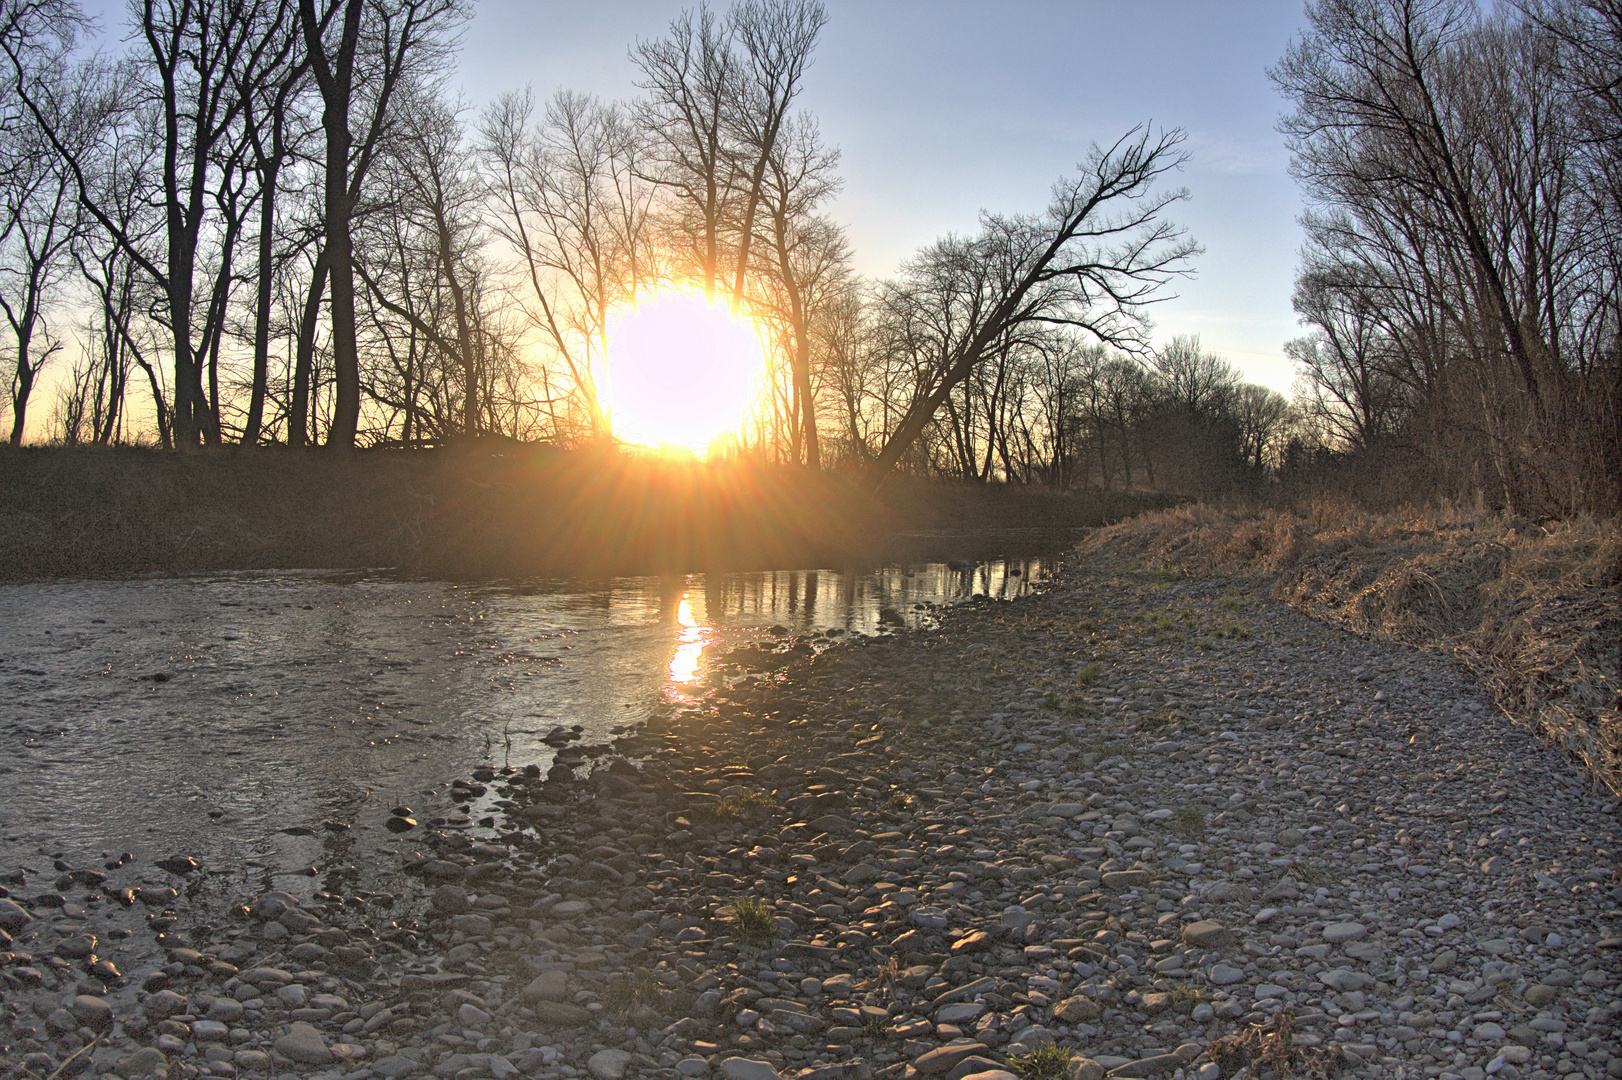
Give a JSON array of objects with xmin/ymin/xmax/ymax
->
[{"xmin": 604, "ymin": 292, "xmax": 767, "ymax": 453}]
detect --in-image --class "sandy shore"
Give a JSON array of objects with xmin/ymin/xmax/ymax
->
[{"xmin": 2, "ymin": 555, "xmax": 1618, "ymax": 1080}]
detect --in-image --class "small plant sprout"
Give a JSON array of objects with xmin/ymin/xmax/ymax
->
[
  {"xmin": 729, "ymin": 897, "xmax": 776, "ymax": 944},
  {"xmin": 1173, "ymin": 805, "xmax": 1206, "ymax": 838},
  {"xmin": 1010, "ymin": 1043, "xmax": 1077, "ymax": 1080}
]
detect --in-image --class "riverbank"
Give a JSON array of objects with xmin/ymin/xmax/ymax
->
[
  {"xmin": 3, "ymin": 550, "xmax": 1617, "ymax": 1080},
  {"xmin": 0, "ymin": 445, "xmax": 1167, "ymax": 581},
  {"xmin": 1073, "ymin": 505, "xmax": 1622, "ymax": 795}
]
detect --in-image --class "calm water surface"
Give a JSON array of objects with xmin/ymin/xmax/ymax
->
[{"xmin": 0, "ymin": 554, "xmax": 1055, "ymax": 882}]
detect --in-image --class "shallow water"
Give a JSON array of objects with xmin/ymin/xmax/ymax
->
[{"xmin": 0, "ymin": 554, "xmax": 1054, "ymax": 883}]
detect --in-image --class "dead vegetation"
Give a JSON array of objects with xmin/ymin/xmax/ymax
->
[
  {"xmin": 1205, "ymin": 1010, "xmax": 1347, "ymax": 1080},
  {"xmin": 1079, "ymin": 501, "xmax": 1622, "ymax": 794}
]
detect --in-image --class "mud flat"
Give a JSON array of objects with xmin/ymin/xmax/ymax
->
[{"xmin": 2, "ymin": 556, "xmax": 1618, "ymax": 1080}]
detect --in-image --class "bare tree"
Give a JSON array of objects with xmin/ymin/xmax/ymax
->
[
  {"xmin": 478, "ymin": 88, "xmax": 654, "ymax": 439},
  {"xmin": 722, "ymin": 0, "xmax": 825, "ymax": 311},
  {"xmin": 866, "ymin": 127, "xmax": 1198, "ymax": 479},
  {"xmin": 1151, "ymin": 334, "xmax": 1236, "ymax": 419},
  {"xmin": 0, "ymin": 74, "xmax": 80, "ymax": 443},
  {"xmin": 298, "ymin": 0, "xmax": 465, "ymax": 449},
  {"xmin": 357, "ymin": 86, "xmax": 484, "ymax": 437},
  {"xmin": 235, "ymin": 0, "xmax": 311, "ymax": 444},
  {"xmin": 753, "ymin": 109, "xmax": 843, "ymax": 466},
  {"xmin": 1230, "ymin": 382, "xmax": 1294, "ymax": 471},
  {"xmin": 1274, "ymin": 0, "xmax": 1622, "ymax": 512},
  {"xmin": 632, "ymin": 3, "xmax": 738, "ymax": 302}
]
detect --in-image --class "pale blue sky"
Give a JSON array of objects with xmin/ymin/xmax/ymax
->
[{"xmin": 456, "ymin": 1, "xmax": 1312, "ymax": 394}]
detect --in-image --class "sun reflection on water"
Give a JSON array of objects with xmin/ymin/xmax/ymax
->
[{"xmin": 668, "ymin": 595, "xmax": 706, "ymax": 684}]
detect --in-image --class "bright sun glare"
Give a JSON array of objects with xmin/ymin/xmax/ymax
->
[{"xmin": 605, "ymin": 292, "xmax": 766, "ymax": 453}]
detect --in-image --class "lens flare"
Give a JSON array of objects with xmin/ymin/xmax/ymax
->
[{"xmin": 605, "ymin": 291, "xmax": 766, "ymax": 453}]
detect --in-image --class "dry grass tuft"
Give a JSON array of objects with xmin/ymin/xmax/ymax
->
[
  {"xmin": 1080, "ymin": 504, "xmax": 1622, "ymax": 793},
  {"xmin": 1206, "ymin": 1009, "xmax": 1346, "ymax": 1080}
]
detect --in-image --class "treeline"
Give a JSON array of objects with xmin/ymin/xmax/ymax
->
[
  {"xmin": 1275, "ymin": 0, "xmax": 1622, "ymax": 517},
  {"xmin": 1, "ymin": 0, "xmax": 1254, "ymax": 491},
  {"xmin": 17, "ymin": 2, "xmax": 1611, "ymax": 514}
]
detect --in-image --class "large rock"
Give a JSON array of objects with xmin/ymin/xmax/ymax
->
[
  {"xmin": 143, "ymin": 990, "xmax": 190, "ymax": 1017},
  {"xmin": 117, "ymin": 1048, "xmax": 168, "ymax": 1078},
  {"xmin": 1322, "ymin": 922, "xmax": 1367, "ymax": 943},
  {"xmin": 1106, "ymin": 1054, "xmax": 1184, "ymax": 1078},
  {"xmin": 1523, "ymin": 984, "xmax": 1559, "ymax": 1006},
  {"xmin": 431, "ymin": 885, "xmax": 470, "ymax": 914},
  {"xmin": 719, "ymin": 1058, "xmax": 783, "ymax": 1080},
  {"xmin": 0, "ymin": 898, "xmax": 33, "ymax": 931},
  {"xmin": 521, "ymin": 969, "xmax": 570, "ymax": 1003},
  {"xmin": 809, "ymin": 815, "xmax": 855, "ymax": 835},
  {"xmin": 945, "ymin": 1058, "xmax": 1005, "ymax": 1080},
  {"xmin": 239, "ymin": 966, "xmax": 295, "ymax": 987},
  {"xmin": 914, "ymin": 1044, "xmax": 990, "ymax": 1075},
  {"xmin": 531, "ymin": 1000, "xmax": 593, "ymax": 1026},
  {"xmin": 155, "ymin": 854, "xmax": 199, "ymax": 875},
  {"xmin": 1068, "ymin": 1060, "xmax": 1106, "ymax": 1080},
  {"xmin": 69, "ymin": 994, "xmax": 114, "ymax": 1030},
  {"xmin": 1101, "ymin": 870, "xmax": 1149, "ymax": 889},
  {"xmin": 1320, "ymin": 968, "xmax": 1372, "ymax": 993},
  {"xmin": 1181, "ymin": 920, "xmax": 1235, "ymax": 948},
  {"xmin": 951, "ymin": 931, "xmax": 994, "ymax": 954},
  {"xmin": 936, "ymin": 1002, "xmax": 986, "ymax": 1024},
  {"xmin": 1053, "ymin": 995, "xmax": 1102, "ymax": 1022},
  {"xmin": 249, "ymin": 890, "xmax": 303, "ymax": 921},
  {"xmin": 588, "ymin": 1049, "xmax": 634, "ymax": 1080},
  {"xmin": 273, "ymin": 1021, "xmax": 332, "ymax": 1065}
]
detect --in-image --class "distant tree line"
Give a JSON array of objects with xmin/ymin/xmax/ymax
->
[
  {"xmin": 0, "ymin": 0, "xmax": 1302, "ymax": 499},
  {"xmin": 1275, "ymin": 0, "xmax": 1622, "ymax": 517}
]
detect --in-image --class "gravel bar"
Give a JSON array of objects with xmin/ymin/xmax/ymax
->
[{"xmin": 2, "ymin": 561, "xmax": 1618, "ymax": 1080}]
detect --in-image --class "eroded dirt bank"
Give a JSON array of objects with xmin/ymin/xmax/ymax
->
[{"xmin": 2, "ymin": 557, "xmax": 1618, "ymax": 1080}]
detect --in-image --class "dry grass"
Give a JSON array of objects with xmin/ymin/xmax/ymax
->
[
  {"xmin": 1079, "ymin": 501, "xmax": 1622, "ymax": 794},
  {"xmin": 1206, "ymin": 1009, "xmax": 1346, "ymax": 1080}
]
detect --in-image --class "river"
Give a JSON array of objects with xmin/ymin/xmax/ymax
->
[{"xmin": 0, "ymin": 550, "xmax": 1059, "ymax": 890}]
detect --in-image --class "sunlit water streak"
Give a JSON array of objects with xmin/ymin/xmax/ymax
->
[{"xmin": 0, "ymin": 554, "xmax": 1052, "ymax": 883}]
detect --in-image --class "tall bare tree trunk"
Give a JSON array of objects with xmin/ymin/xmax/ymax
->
[
  {"xmin": 301, "ymin": 0, "xmax": 364, "ymax": 450},
  {"xmin": 291, "ymin": 252, "xmax": 327, "ymax": 447}
]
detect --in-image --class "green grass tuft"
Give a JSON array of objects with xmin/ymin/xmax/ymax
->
[
  {"xmin": 1010, "ymin": 1043, "xmax": 1076, "ymax": 1080},
  {"xmin": 1173, "ymin": 805, "xmax": 1206, "ymax": 838},
  {"xmin": 728, "ymin": 897, "xmax": 777, "ymax": 944}
]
